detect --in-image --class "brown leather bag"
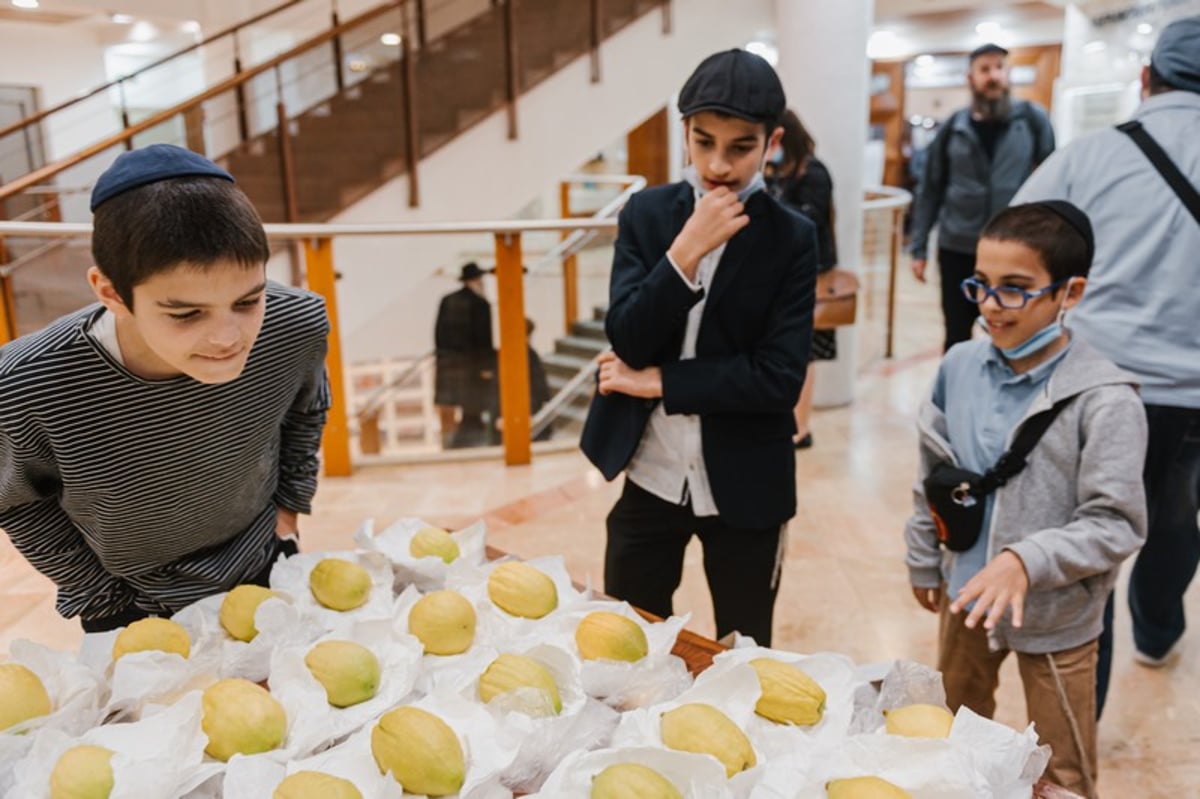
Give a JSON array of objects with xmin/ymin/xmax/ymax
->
[{"xmin": 813, "ymin": 268, "xmax": 860, "ymax": 330}]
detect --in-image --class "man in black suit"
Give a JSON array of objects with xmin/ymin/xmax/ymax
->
[
  {"xmin": 581, "ymin": 50, "xmax": 817, "ymax": 645},
  {"xmin": 434, "ymin": 262, "xmax": 495, "ymax": 447}
]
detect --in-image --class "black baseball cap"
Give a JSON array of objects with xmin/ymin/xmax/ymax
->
[
  {"xmin": 969, "ymin": 43, "xmax": 1009, "ymax": 62},
  {"xmin": 678, "ymin": 49, "xmax": 786, "ymax": 124}
]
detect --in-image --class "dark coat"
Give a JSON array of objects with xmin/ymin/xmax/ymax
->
[
  {"xmin": 434, "ymin": 286, "xmax": 493, "ymax": 408},
  {"xmin": 580, "ymin": 182, "xmax": 818, "ymax": 529}
]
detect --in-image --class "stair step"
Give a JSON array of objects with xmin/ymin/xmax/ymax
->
[
  {"xmin": 554, "ymin": 335, "xmax": 606, "ymax": 360},
  {"xmin": 571, "ymin": 318, "xmax": 607, "ymax": 342},
  {"xmin": 542, "ymin": 351, "xmax": 592, "ymax": 381}
]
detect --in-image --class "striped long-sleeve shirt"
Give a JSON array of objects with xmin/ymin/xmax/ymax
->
[{"xmin": 0, "ymin": 282, "xmax": 330, "ymax": 621}]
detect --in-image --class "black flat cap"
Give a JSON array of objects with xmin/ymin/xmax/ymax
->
[
  {"xmin": 91, "ymin": 143, "xmax": 234, "ymax": 212},
  {"xmin": 678, "ymin": 49, "xmax": 786, "ymax": 123}
]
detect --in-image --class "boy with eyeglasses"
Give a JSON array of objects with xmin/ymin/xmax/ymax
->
[{"xmin": 902, "ymin": 201, "xmax": 1146, "ymax": 796}]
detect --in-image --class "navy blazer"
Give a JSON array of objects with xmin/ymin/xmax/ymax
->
[{"xmin": 581, "ymin": 181, "xmax": 818, "ymax": 529}]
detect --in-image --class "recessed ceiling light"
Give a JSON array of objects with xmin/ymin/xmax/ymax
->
[
  {"xmin": 12, "ymin": 0, "xmax": 40, "ymax": 9},
  {"xmin": 111, "ymin": 12, "xmax": 134, "ymax": 23},
  {"xmin": 975, "ymin": 21, "xmax": 1003, "ymax": 38},
  {"xmin": 380, "ymin": 32, "xmax": 401, "ymax": 46},
  {"xmin": 182, "ymin": 20, "xmax": 201, "ymax": 34}
]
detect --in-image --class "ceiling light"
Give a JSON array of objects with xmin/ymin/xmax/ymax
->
[
  {"xmin": 975, "ymin": 21, "xmax": 1003, "ymax": 38},
  {"xmin": 380, "ymin": 32, "xmax": 401, "ymax": 46},
  {"xmin": 129, "ymin": 20, "xmax": 156, "ymax": 42},
  {"xmin": 182, "ymin": 20, "xmax": 201, "ymax": 35},
  {"xmin": 1136, "ymin": 23, "xmax": 1153, "ymax": 35},
  {"xmin": 11, "ymin": 0, "xmax": 40, "ymax": 9},
  {"xmin": 110, "ymin": 12, "xmax": 134, "ymax": 23}
]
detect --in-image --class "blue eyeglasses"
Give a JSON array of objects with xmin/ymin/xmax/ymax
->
[{"xmin": 960, "ymin": 277, "xmax": 1066, "ymax": 310}]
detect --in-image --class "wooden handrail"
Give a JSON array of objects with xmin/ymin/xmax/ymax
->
[
  {"xmin": 0, "ymin": 0, "xmax": 404, "ymax": 205},
  {"xmin": 0, "ymin": 0, "xmax": 310, "ymax": 142}
]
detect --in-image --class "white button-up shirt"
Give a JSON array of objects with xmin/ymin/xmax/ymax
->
[{"xmin": 625, "ymin": 242, "xmax": 725, "ymax": 516}]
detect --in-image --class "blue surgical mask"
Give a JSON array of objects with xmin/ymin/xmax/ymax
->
[{"xmin": 683, "ymin": 164, "xmax": 766, "ymax": 202}]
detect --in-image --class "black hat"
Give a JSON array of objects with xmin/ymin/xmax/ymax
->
[
  {"xmin": 969, "ymin": 43, "xmax": 1009, "ymax": 62},
  {"xmin": 91, "ymin": 143, "xmax": 234, "ymax": 211},
  {"xmin": 458, "ymin": 262, "xmax": 486, "ymax": 281},
  {"xmin": 1150, "ymin": 16, "xmax": 1200, "ymax": 94},
  {"xmin": 1032, "ymin": 200, "xmax": 1095, "ymax": 265},
  {"xmin": 678, "ymin": 49, "xmax": 786, "ymax": 123}
]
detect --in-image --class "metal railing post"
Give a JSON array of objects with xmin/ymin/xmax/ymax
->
[
  {"xmin": 886, "ymin": 206, "xmax": 900, "ymax": 359},
  {"xmin": 304, "ymin": 237, "xmax": 353, "ymax": 477},
  {"xmin": 494, "ymin": 231, "xmax": 532, "ymax": 465}
]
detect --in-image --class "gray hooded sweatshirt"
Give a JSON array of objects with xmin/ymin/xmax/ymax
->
[{"xmin": 904, "ymin": 338, "xmax": 1148, "ymax": 654}]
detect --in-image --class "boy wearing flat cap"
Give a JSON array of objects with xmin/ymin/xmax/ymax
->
[
  {"xmin": 1013, "ymin": 15, "xmax": 1200, "ymax": 712},
  {"xmin": 0, "ymin": 144, "xmax": 330, "ymax": 632},
  {"xmin": 582, "ymin": 49, "xmax": 818, "ymax": 646}
]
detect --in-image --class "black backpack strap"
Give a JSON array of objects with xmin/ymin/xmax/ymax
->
[
  {"xmin": 977, "ymin": 397, "xmax": 1074, "ymax": 492},
  {"xmin": 1117, "ymin": 120, "xmax": 1200, "ymax": 226}
]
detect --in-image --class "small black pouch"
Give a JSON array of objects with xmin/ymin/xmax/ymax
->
[
  {"xmin": 923, "ymin": 398, "xmax": 1073, "ymax": 552},
  {"xmin": 923, "ymin": 464, "xmax": 989, "ymax": 552}
]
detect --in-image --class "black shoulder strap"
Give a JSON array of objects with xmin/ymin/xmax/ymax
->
[
  {"xmin": 1117, "ymin": 120, "xmax": 1200, "ymax": 226},
  {"xmin": 978, "ymin": 397, "xmax": 1074, "ymax": 492}
]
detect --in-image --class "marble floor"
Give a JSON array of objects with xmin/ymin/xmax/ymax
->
[{"xmin": 2, "ymin": 263, "xmax": 1196, "ymax": 797}]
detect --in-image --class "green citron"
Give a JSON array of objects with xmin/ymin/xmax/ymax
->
[
  {"xmin": 590, "ymin": 763, "xmax": 683, "ymax": 799},
  {"xmin": 219, "ymin": 584, "xmax": 278, "ymax": 642},
  {"xmin": 0, "ymin": 663, "xmax": 52, "ymax": 732},
  {"xmin": 660, "ymin": 703, "xmax": 756, "ymax": 778},
  {"xmin": 487, "ymin": 561, "xmax": 558, "ymax": 619},
  {"xmin": 574, "ymin": 611, "xmax": 649, "ymax": 662},
  {"xmin": 112, "ymin": 617, "xmax": 191, "ymax": 661},
  {"xmin": 748, "ymin": 657, "xmax": 826, "ymax": 726},
  {"xmin": 48, "ymin": 745, "xmax": 114, "ymax": 799},
  {"xmin": 826, "ymin": 776, "xmax": 913, "ymax": 798},
  {"xmin": 371, "ymin": 706, "xmax": 466, "ymax": 796},
  {"xmin": 409, "ymin": 527, "xmax": 461, "ymax": 564},
  {"xmin": 309, "ymin": 558, "xmax": 372, "ymax": 611},
  {"xmin": 201, "ymin": 678, "xmax": 288, "ymax": 761},
  {"xmin": 478, "ymin": 653, "xmax": 562, "ymax": 716},
  {"xmin": 409, "ymin": 590, "xmax": 477, "ymax": 655},
  {"xmin": 304, "ymin": 640, "xmax": 381, "ymax": 708},
  {"xmin": 883, "ymin": 703, "xmax": 954, "ymax": 739},
  {"xmin": 273, "ymin": 770, "xmax": 363, "ymax": 799}
]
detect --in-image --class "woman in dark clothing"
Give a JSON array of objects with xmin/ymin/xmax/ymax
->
[{"xmin": 767, "ymin": 109, "xmax": 837, "ymax": 449}]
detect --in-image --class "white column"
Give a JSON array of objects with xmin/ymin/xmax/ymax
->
[{"xmin": 774, "ymin": 0, "xmax": 874, "ymax": 406}]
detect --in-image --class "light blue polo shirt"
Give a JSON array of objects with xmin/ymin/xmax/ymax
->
[{"xmin": 932, "ymin": 339, "xmax": 1071, "ymax": 600}]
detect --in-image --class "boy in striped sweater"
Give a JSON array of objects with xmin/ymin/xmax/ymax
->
[{"xmin": 0, "ymin": 145, "xmax": 330, "ymax": 632}]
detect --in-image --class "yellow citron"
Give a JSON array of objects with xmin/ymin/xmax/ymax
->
[
  {"xmin": 478, "ymin": 653, "xmax": 562, "ymax": 716},
  {"xmin": 748, "ymin": 657, "xmax": 826, "ymax": 726},
  {"xmin": 273, "ymin": 770, "xmax": 363, "ymax": 799},
  {"xmin": 660, "ymin": 703, "xmax": 756, "ymax": 778},
  {"xmin": 304, "ymin": 640, "xmax": 381, "ymax": 708},
  {"xmin": 409, "ymin": 590, "xmax": 477, "ymax": 655},
  {"xmin": 201, "ymin": 678, "xmax": 287, "ymax": 762},
  {"xmin": 487, "ymin": 561, "xmax": 558, "ymax": 619},
  {"xmin": 309, "ymin": 558, "xmax": 372, "ymax": 611},
  {"xmin": 219, "ymin": 584, "xmax": 278, "ymax": 642},
  {"xmin": 48, "ymin": 745, "xmax": 114, "ymax": 799},
  {"xmin": 591, "ymin": 762, "xmax": 683, "ymax": 799},
  {"xmin": 0, "ymin": 663, "xmax": 52, "ymax": 732},
  {"xmin": 111, "ymin": 617, "xmax": 190, "ymax": 661},
  {"xmin": 574, "ymin": 611, "xmax": 649, "ymax": 662},
  {"xmin": 826, "ymin": 776, "xmax": 913, "ymax": 799},
  {"xmin": 883, "ymin": 703, "xmax": 954, "ymax": 739},
  {"xmin": 409, "ymin": 527, "xmax": 460, "ymax": 564},
  {"xmin": 371, "ymin": 706, "xmax": 465, "ymax": 796}
]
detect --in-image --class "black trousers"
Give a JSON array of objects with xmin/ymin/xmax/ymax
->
[
  {"xmin": 80, "ymin": 537, "xmax": 299, "ymax": 633},
  {"xmin": 938, "ymin": 247, "xmax": 980, "ymax": 352},
  {"xmin": 605, "ymin": 479, "xmax": 785, "ymax": 646}
]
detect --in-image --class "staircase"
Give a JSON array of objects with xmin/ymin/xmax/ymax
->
[
  {"xmin": 220, "ymin": 0, "xmax": 663, "ymax": 223},
  {"xmin": 542, "ymin": 306, "xmax": 608, "ymax": 436}
]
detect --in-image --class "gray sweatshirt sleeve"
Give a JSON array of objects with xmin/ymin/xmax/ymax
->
[
  {"xmin": 1005, "ymin": 386, "xmax": 1149, "ymax": 591},
  {"xmin": 904, "ymin": 391, "xmax": 952, "ymax": 589}
]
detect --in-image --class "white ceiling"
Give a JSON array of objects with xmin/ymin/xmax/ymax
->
[{"xmin": 875, "ymin": 0, "xmax": 1067, "ymax": 20}]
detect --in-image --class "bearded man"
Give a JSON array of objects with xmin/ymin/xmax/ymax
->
[{"xmin": 908, "ymin": 43, "xmax": 1055, "ymax": 351}]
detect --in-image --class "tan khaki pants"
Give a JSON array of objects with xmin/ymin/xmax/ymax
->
[{"xmin": 937, "ymin": 593, "xmax": 1099, "ymax": 798}]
